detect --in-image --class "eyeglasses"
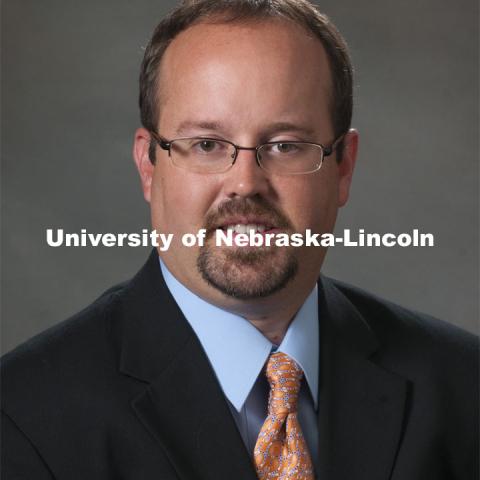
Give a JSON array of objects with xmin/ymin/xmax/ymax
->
[{"xmin": 149, "ymin": 131, "xmax": 344, "ymax": 175}]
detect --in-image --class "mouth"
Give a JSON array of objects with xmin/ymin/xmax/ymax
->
[{"xmin": 215, "ymin": 217, "xmax": 278, "ymax": 235}]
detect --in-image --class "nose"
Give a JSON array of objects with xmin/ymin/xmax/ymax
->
[{"xmin": 222, "ymin": 148, "xmax": 271, "ymax": 199}]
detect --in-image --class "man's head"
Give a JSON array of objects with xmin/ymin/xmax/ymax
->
[{"xmin": 133, "ymin": 0, "xmax": 358, "ymax": 314}]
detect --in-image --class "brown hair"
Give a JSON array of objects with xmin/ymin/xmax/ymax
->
[{"xmin": 139, "ymin": 0, "xmax": 353, "ymax": 157}]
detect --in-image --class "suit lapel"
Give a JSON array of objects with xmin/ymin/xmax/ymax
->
[
  {"xmin": 317, "ymin": 277, "xmax": 408, "ymax": 480},
  {"xmin": 114, "ymin": 251, "xmax": 257, "ymax": 480}
]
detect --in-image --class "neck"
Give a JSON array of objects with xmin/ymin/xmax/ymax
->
[
  {"xmin": 246, "ymin": 314, "xmax": 292, "ymax": 345},
  {"xmin": 160, "ymin": 253, "xmax": 320, "ymax": 344},
  {"xmin": 227, "ymin": 284, "xmax": 313, "ymax": 345}
]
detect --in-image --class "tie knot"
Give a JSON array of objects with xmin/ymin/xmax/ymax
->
[{"xmin": 265, "ymin": 352, "xmax": 303, "ymax": 415}]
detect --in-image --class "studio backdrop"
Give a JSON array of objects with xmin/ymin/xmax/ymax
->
[{"xmin": 2, "ymin": 0, "xmax": 478, "ymax": 353}]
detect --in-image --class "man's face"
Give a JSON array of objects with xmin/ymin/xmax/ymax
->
[{"xmin": 134, "ymin": 19, "xmax": 357, "ymax": 308}]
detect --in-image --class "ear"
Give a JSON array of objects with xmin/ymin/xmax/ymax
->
[
  {"xmin": 337, "ymin": 128, "xmax": 359, "ymax": 207},
  {"xmin": 133, "ymin": 127, "xmax": 155, "ymax": 203}
]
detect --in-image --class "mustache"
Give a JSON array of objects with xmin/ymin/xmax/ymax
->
[{"xmin": 203, "ymin": 197, "xmax": 293, "ymax": 234}]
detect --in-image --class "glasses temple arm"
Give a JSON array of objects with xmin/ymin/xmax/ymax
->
[
  {"xmin": 323, "ymin": 134, "xmax": 346, "ymax": 157},
  {"xmin": 150, "ymin": 131, "xmax": 171, "ymax": 151}
]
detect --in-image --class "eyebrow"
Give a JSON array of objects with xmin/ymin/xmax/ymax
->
[
  {"xmin": 173, "ymin": 120, "xmax": 316, "ymax": 139},
  {"xmin": 174, "ymin": 121, "xmax": 223, "ymax": 136},
  {"xmin": 262, "ymin": 122, "xmax": 316, "ymax": 138}
]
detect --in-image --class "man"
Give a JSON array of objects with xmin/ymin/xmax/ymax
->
[{"xmin": 1, "ymin": 1, "xmax": 478, "ymax": 479}]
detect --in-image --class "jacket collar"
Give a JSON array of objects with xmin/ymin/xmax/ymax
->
[
  {"xmin": 316, "ymin": 276, "xmax": 407, "ymax": 479},
  {"xmin": 115, "ymin": 249, "xmax": 194, "ymax": 383}
]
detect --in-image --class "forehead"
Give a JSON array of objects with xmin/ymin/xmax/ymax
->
[{"xmin": 157, "ymin": 19, "xmax": 333, "ymax": 134}]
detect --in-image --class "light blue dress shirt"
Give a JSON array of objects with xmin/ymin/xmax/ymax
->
[{"xmin": 160, "ymin": 259, "xmax": 320, "ymax": 474}]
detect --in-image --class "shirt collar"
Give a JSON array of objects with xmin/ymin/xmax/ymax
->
[{"xmin": 160, "ymin": 258, "xmax": 319, "ymax": 412}]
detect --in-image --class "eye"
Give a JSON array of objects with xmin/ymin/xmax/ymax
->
[
  {"xmin": 272, "ymin": 143, "xmax": 299, "ymax": 154},
  {"xmin": 192, "ymin": 139, "xmax": 221, "ymax": 153}
]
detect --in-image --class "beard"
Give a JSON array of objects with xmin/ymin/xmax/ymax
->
[
  {"xmin": 196, "ymin": 197, "xmax": 299, "ymax": 300},
  {"xmin": 197, "ymin": 245, "xmax": 298, "ymax": 300}
]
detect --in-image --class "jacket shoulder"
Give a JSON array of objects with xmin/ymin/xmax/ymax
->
[
  {"xmin": 327, "ymin": 277, "xmax": 478, "ymax": 367},
  {"xmin": 1, "ymin": 282, "xmax": 127, "ymax": 409}
]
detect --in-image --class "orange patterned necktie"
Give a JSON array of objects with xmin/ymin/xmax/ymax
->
[{"xmin": 254, "ymin": 352, "xmax": 314, "ymax": 480}]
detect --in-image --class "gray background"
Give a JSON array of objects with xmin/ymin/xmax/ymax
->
[{"xmin": 2, "ymin": 0, "xmax": 478, "ymax": 354}]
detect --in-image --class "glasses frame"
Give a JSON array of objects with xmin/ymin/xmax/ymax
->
[{"xmin": 149, "ymin": 130, "xmax": 345, "ymax": 175}]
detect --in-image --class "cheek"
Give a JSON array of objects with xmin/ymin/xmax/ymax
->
[
  {"xmin": 279, "ymin": 175, "xmax": 339, "ymax": 231},
  {"xmin": 150, "ymin": 168, "xmax": 220, "ymax": 234}
]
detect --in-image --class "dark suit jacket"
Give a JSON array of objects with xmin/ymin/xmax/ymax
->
[{"xmin": 2, "ymin": 250, "xmax": 478, "ymax": 479}]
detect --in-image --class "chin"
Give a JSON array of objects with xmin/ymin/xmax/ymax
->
[{"xmin": 196, "ymin": 244, "xmax": 298, "ymax": 300}]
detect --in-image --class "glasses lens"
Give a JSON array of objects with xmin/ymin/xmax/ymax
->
[
  {"xmin": 258, "ymin": 142, "xmax": 324, "ymax": 174},
  {"xmin": 170, "ymin": 138, "xmax": 235, "ymax": 173}
]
